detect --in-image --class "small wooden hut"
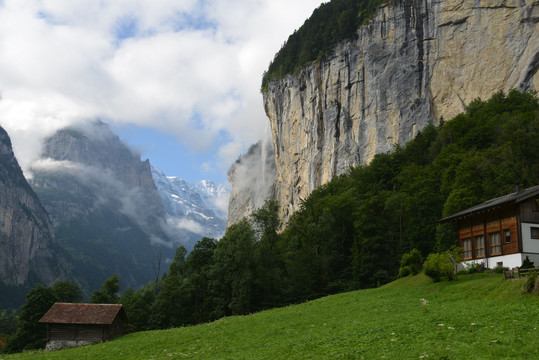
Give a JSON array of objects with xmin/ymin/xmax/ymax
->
[{"xmin": 39, "ymin": 303, "xmax": 127, "ymax": 351}]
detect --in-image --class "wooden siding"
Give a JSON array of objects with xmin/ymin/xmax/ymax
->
[
  {"xmin": 48, "ymin": 324, "xmax": 104, "ymax": 343},
  {"xmin": 47, "ymin": 321, "xmax": 124, "ymax": 344},
  {"xmin": 108, "ymin": 317, "xmax": 124, "ymax": 338},
  {"xmin": 520, "ymin": 197, "xmax": 539, "ymax": 224},
  {"xmin": 457, "ymin": 205, "xmax": 519, "ymax": 262}
]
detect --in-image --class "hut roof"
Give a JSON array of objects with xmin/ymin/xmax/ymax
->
[{"xmin": 39, "ymin": 303, "xmax": 126, "ymax": 325}]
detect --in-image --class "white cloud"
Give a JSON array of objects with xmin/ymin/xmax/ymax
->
[
  {"xmin": 167, "ymin": 217, "xmax": 205, "ymax": 236},
  {"xmin": 0, "ymin": 0, "xmax": 324, "ymax": 178}
]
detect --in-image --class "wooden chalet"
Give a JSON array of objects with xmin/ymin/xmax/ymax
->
[
  {"xmin": 39, "ymin": 303, "xmax": 127, "ymax": 351},
  {"xmin": 440, "ymin": 185, "xmax": 539, "ymax": 269}
]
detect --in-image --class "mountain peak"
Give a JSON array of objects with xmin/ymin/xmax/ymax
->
[{"xmin": 151, "ymin": 165, "xmax": 229, "ymax": 240}]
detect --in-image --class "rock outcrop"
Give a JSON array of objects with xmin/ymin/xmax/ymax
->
[
  {"xmin": 263, "ymin": 0, "xmax": 539, "ymax": 223},
  {"xmin": 0, "ymin": 126, "xmax": 62, "ymax": 287},
  {"xmin": 227, "ymin": 139, "xmax": 276, "ymax": 226}
]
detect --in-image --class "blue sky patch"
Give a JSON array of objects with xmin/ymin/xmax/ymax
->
[
  {"xmin": 37, "ymin": 11, "xmax": 66, "ymax": 26},
  {"xmin": 111, "ymin": 122, "xmax": 229, "ymax": 184},
  {"xmin": 114, "ymin": 16, "xmax": 139, "ymax": 41}
]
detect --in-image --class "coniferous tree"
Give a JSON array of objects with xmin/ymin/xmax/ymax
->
[
  {"xmin": 4, "ymin": 286, "xmax": 57, "ymax": 353},
  {"xmin": 90, "ymin": 274, "xmax": 120, "ymax": 304}
]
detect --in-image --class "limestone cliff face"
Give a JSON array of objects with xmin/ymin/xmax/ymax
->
[
  {"xmin": 263, "ymin": 0, "xmax": 539, "ymax": 222},
  {"xmin": 0, "ymin": 126, "xmax": 61, "ymax": 286}
]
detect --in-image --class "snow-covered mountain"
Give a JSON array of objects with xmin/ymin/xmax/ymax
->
[{"xmin": 151, "ymin": 166, "xmax": 229, "ymax": 242}]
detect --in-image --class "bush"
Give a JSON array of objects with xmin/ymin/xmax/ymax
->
[
  {"xmin": 521, "ymin": 256, "xmax": 535, "ymax": 269},
  {"xmin": 398, "ymin": 266, "xmax": 412, "ymax": 278},
  {"xmin": 493, "ymin": 266, "xmax": 509, "ymax": 274},
  {"xmin": 423, "ymin": 253, "xmax": 456, "ymax": 282},
  {"xmin": 397, "ymin": 249, "xmax": 423, "ymax": 278},
  {"xmin": 467, "ymin": 263, "xmax": 485, "ymax": 274},
  {"xmin": 522, "ymin": 270, "xmax": 538, "ymax": 294}
]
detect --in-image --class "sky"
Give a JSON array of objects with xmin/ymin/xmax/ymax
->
[{"xmin": 0, "ymin": 0, "xmax": 324, "ymax": 184}]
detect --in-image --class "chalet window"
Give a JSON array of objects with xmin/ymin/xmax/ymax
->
[
  {"xmin": 462, "ymin": 238, "xmax": 472, "ymax": 259},
  {"xmin": 531, "ymin": 227, "xmax": 539, "ymax": 239},
  {"xmin": 475, "ymin": 235, "xmax": 485, "ymax": 258},
  {"xmin": 489, "ymin": 232, "xmax": 502, "ymax": 255},
  {"xmin": 504, "ymin": 229, "xmax": 511, "ymax": 243}
]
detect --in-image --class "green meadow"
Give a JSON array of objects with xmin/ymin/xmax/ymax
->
[{"xmin": 3, "ymin": 273, "xmax": 538, "ymax": 360}]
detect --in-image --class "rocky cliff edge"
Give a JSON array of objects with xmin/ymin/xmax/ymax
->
[{"xmin": 263, "ymin": 0, "xmax": 539, "ymax": 223}]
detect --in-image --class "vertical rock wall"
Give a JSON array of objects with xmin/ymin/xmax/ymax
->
[
  {"xmin": 263, "ymin": 0, "xmax": 539, "ymax": 223},
  {"xmin": 0, "ymin": 126, "xmax": 60, "ymax": 286}
]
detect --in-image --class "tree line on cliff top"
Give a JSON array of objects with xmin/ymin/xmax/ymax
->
[
  {"xmin": 262, "ymin": 0, "xmax": 385, "ymax": 90},
  {"xmin": 3, "ymin": 90, "xmax": 539, "ymax": 352}
]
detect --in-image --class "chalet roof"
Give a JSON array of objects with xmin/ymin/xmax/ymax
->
[
  {"xmin": 440, "ymin": 185, "xmax": 539, "ymax": 223},
  {"xmin": 39, "ymin": 303, "xmax": 126, "ymax": 325}
]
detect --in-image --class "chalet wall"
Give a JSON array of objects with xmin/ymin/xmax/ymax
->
[
  {"xmin": 465, "ymin": 253, "xmax": 529, "ymax": 270},
  {"xmin": 519, "ymin": 197, "xmax": 539, "ymax": 223},
  {"xmin": 522, "ymin": 223, "xmax": 539, "ymax": 254},
  {"xmin": 457, "ymin": 205, "xmax": 519, "ymax": 261},
  {"xmin": 519, "ymin": 197, "xmax": 539, "ymax": 255}
]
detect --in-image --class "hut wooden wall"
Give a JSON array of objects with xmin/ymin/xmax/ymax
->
[{"xmin": 48, "ymin": 324, "xmax": 104, "ymax": 343}]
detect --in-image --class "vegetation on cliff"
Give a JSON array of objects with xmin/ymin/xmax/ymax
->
[{"xmin": 261, "ymin": 0, "xmax": 385, "ymax": 91}]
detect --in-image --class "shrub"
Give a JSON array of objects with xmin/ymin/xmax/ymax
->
[
  {"xmin": 467, "ymin": 263, "xmax": 485, "ymax": 274},
  {"xmin": 521, "ymin": 256, "xmax": 535, "ymax": 269},
  {"xmin": 493, "ymin": 266, "xmax": 509, "ymax": 274},
  {"xmin": 423, "ymin": 253, "xmax": 456, "ymax": 282},
  {"xmin": 398, "ymin": 266, "xmax": 412, "ymax": 278},
  {"xmin": 522, "ymin": 270, "xmax": 538, "ymax": 294},
  {"xmin": 397, "ymin": 249, "xmax": 423, "ymax": 278}
]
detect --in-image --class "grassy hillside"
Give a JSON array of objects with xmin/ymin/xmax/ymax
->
[{"xmin": 3, "ymin": 273, "xmax": 538, "ymax": 359}]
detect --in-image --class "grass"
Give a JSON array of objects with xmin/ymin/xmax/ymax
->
[{"xmin": 3, "ymin": 273, "xmax": 538, "ymax": 359}]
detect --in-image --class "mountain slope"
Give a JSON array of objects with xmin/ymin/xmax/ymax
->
[
  {"xmin": 151, "ymin": 165, "xmax": 228, "ymax": 245},
  {"xmin": 0, "ymin": 125, "xmax": 67, "ymax": 308},
  {"xmin": 29, "ymin": 122, "xmax": 175, "ymax": 293}
]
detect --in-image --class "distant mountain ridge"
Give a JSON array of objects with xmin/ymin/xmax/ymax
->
[
  {"xmin": 0, "ymin": 121, "xmax": 231, "ymax": 307},
  {"xmin": 29, "ymin": 122, "xmax": 176, "ymax": 293},
  {"xmin": 151, "ymin": 166, "xmax": 229, "ymax": 243}
]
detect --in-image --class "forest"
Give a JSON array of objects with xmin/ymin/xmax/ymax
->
[
  {"xmin": 3, "ymin": 90, "xmax": 539, "ymax": 353},
  {"xmin": 261, "ymin": 0, "xmax": 385, "ymax": 90}
]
